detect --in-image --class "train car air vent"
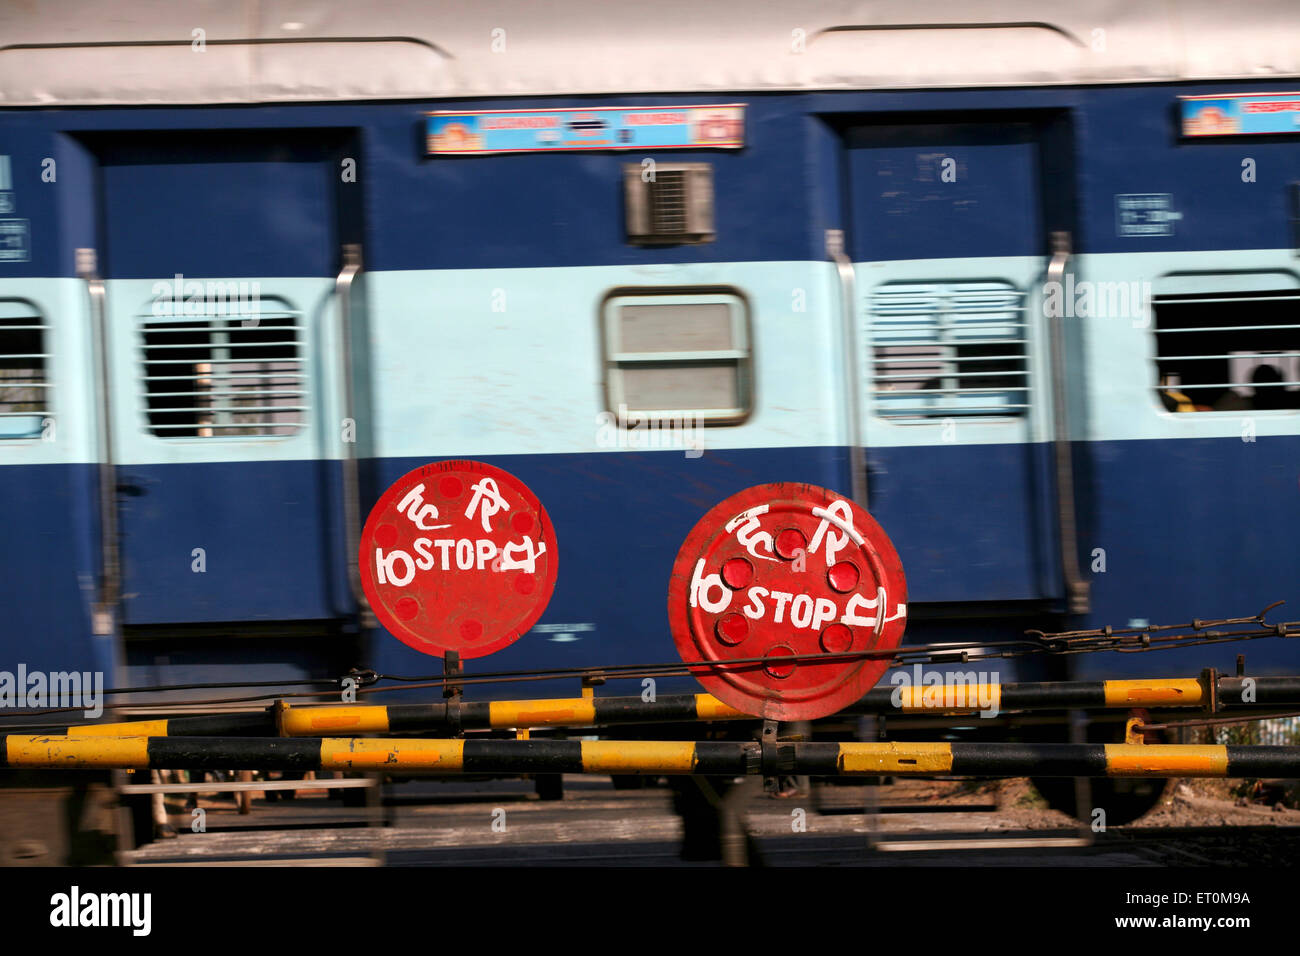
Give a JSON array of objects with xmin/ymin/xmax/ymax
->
[{"xmin": 623, "ymin": 163, "xmax": 714, "ymax": 244}]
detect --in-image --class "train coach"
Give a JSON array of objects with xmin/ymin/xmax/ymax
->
[{"xmin": 1, "ymin": 1, "xmax": 1298, "ymax": 847}]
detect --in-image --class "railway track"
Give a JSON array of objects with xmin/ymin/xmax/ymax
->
[{"xmin": 121, "ymin": 778, "xmax": 1300, "ymax": 867}]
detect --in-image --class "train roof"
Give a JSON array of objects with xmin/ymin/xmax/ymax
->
[{"xmin": 2, "ymin": 1, "xmax": 1298, "ymax": 108}]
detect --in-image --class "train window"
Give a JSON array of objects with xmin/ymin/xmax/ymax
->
[
  {"xmin": 602, "ymin": 291, "xmax": 750, "ymax": 424},
  {"xmin": 1153, "ymin": 290, "xmax": 1300, "ymax": 412},
  {"xmin": 0, "ymin": 300, "xmax": 51, "ymax": 440},
  {"xmin": 138, "ymin": 296, "xmax": 306, "ymax": 438},
  {"xmin": 868, "ymin": 281, "xmax": 1029, "ymax": 420},
  {"xmin": 622, "ymin": 163, "xmax": 715, "ymax": 245}
]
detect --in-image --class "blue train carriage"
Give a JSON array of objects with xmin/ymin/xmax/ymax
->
[{"xmin": 1, "ymin": 1, "xmax": 1298, "ymax": 856}]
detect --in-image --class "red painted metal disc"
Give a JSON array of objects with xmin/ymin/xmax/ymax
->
[
  {"xmin": 667, "ymin": 483, "xmax": 907, "ymax": 721},
  {"xmin": 360, "ymin": 461, "xmax": 558, "ymax": 658}
]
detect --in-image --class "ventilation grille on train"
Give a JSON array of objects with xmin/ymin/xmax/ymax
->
[
  {"xmin": 868, "ymin": 281, "xmax": 1030, "ymax": 420},
  {"xmin": 138, "ymin": 297, "xmax": 306, "ymax": 438},
  {"xmin": 1152, "ymin": 289, "xmax": 1300, "ymax": 412},
  {"xmin": 0, "ymin": 301, "xmax": 50, "ymax": 439},
  {"xmin": 623, "ymin": 163, "xmax": 714, "ymax": 244}
]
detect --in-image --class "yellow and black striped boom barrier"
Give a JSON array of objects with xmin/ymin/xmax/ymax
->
[{"xmin": 2, "ymin": 735, "xmax": 1297, "ymax": 778}]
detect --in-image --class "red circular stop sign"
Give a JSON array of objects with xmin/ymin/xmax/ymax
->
[
  {"xmin": 667, "ymin": 483, "xmax": 907, "ymax": 720},
  {"xmin": 360, "ymin": 461, "xmax": 558, "ymax": 658}
]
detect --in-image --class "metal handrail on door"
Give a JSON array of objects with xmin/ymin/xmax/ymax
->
[
  {"xmin": 827, "ymin": 229, "xmax": 868, "ymax": 509},
  {"xmin": 1046, "ymin": 231, "xmax": 1090, "ymax": 614},
  {"xmin": 77, "ymin": 247, "xmax": 121, "ymax": 636},
  {"xmin": 335, "ymin": 244, "xmax": 377, "ymax": 628}
]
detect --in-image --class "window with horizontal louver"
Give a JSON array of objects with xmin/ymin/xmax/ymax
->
[
  {"xmin": 868, "ymin": 281, "xmax": 1030, "ymax": 420},
  {"xmin": 138, "ymin": 298, "xmax": 306, "ymax": 438}
]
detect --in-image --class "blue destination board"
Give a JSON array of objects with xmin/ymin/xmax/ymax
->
[
  {"xmin": 1181, "ymin": 93, "xmax": 1300, "ymax": 136},
  {"xmin": 427, "ymin": 104, "xmax": 744, "ymax": 155}
]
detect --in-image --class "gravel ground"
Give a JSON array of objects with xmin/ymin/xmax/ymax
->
[
  {"xmin": 126, "ymin": 774, "xmax": 1300, "ymax": 866},
  {"xmin": 860, "ymin": 776, "xmax": 1300, "ymax": 828}
]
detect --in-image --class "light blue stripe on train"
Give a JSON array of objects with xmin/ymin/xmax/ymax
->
[{"xmin": 2, "ymin": 248, "xmax": 1296, "ymax": 474}]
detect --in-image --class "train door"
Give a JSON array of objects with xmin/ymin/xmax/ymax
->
[
  {"xmin": 842, "ymin": 115, "xmax": 1082, "ymax": 607},
  {"xmin": 77, "ymin": 129, "xmax": 364, "ymax": 638}
]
